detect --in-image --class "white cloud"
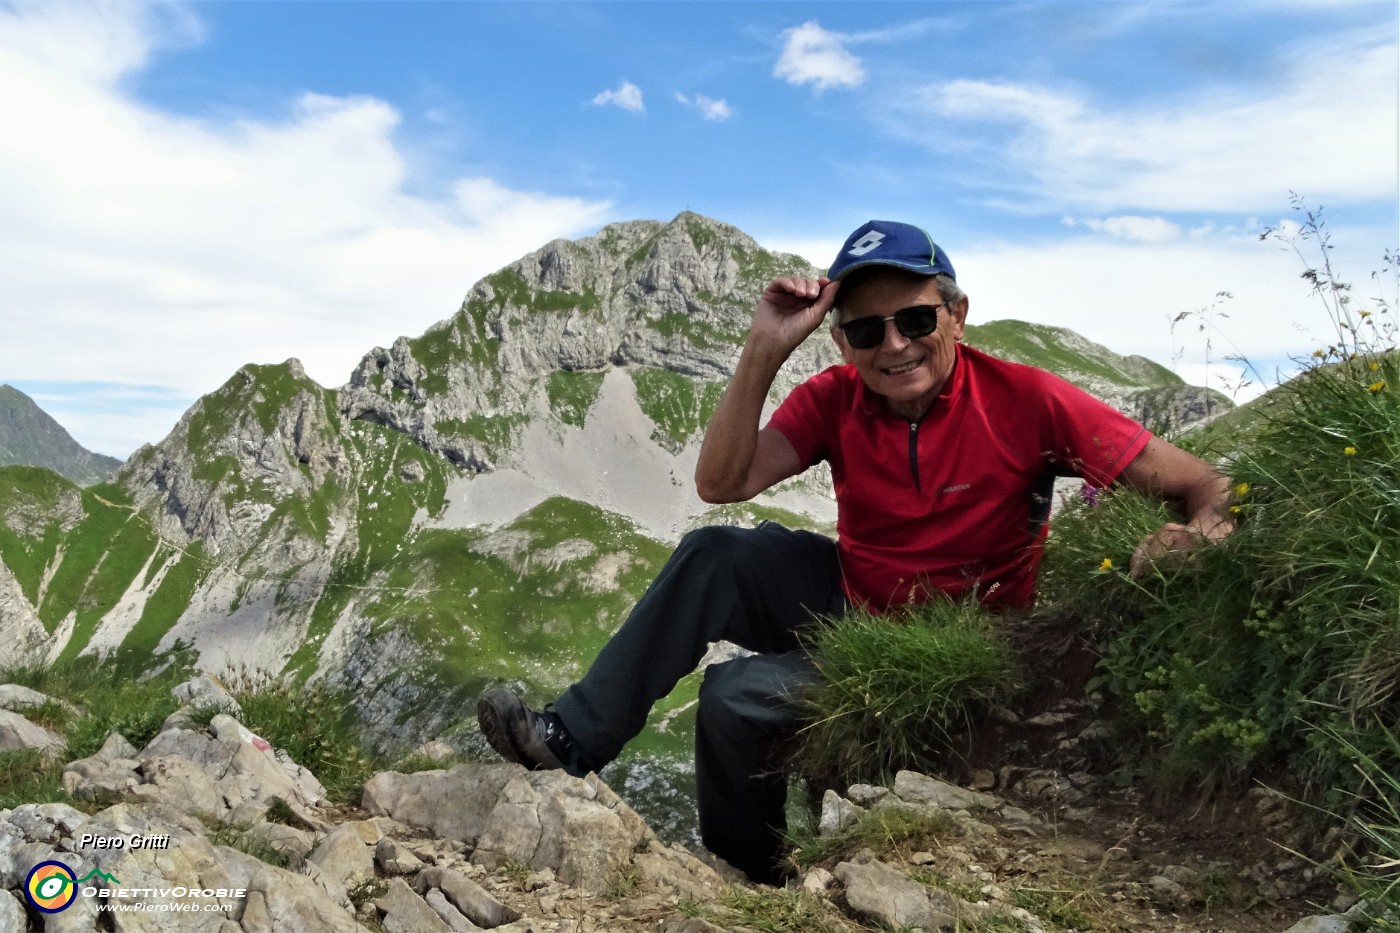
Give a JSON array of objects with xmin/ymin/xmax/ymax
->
[
  {"xmin": 591, "ymin": 81, "xmax": 645, "ymax": 113},
  {"xmin": 674, "ymin": 92, "xmax": 734, "ymax": 121},
  {"xmin": 904, "ymin": 29, "xmax": 1397, "ymax": 212},
  {"xmin": 774, "ymin": 21, "xmax": 866, "ymax": 91},
  {"xmin": 955, "ymin": 226, "xmax": 1391, "ymax": 392},
  {"xmin": 1063, "ymin": 215, "xmax": 1184, "ymax": 243},
  {"xmin": 0, "ymin": 2, "xmax": 612, "ymax": 457}
]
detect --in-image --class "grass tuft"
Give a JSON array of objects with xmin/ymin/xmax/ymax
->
[
  {"xmin": 788, "ymin": 804, "xmax": 960, "ymax": 869},
  {"xmin": 794, "ymin": 600, "xmax": 1021, "ymax": 786}
]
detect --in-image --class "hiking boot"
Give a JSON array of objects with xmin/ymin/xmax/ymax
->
[{"xmin": 476, "ymin": 688, "xmax": 599, "ymax": 778}]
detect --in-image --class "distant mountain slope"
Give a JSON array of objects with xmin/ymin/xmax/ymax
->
[
  {"xmin": 0, "ymin": 385, "xmax": 123, "ymax": 485},
  {"xmin": 963, "ymin": 321, "xmax": 1232, "ymax": 437}
]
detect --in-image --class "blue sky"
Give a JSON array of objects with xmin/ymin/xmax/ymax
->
[{"xmin": 2, "ymin": 0, "xmax": 1396, "ymax": 458}]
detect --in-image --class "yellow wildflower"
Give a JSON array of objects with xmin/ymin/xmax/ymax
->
[
  {"xmin": 1234, "ymin": 482, "xmax": 1250, "ymax": 497},
  {"xmin": 1311, "ymin": 349, "xmax": 1325, "ymax": 358},
  {"xmin": 1229, "ymin": 505, "xmax": 1243, "ymax": 514},
  {"xmin": 1369, "ymin": 361, "xmax": 1381, "ymax": 371},
  {"xmin": 1359, "ymin": 309, "xmax": 1372, "ymax": 317},
  {"xmin": 1344, "ymin": 446, "xmax": 1357, "ymax": 456},
  {"xmin": 1098, "ymin": 558, "xmax": 1113, "ymax": 572},
  {"xmin": 1368, "ymin": 381, "xmax": 1386, "ymax": 393}
]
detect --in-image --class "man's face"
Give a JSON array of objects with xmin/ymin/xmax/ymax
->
[{"xmin": 829, "ymin": 270, "xmax": 968, "ymax": 419}]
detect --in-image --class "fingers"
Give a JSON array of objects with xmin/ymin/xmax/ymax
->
[
  {"xmin": 1128, "ymin": 523, "xmax": 1204, "ymax": 578},
  {"xmin": 765, "ymin": 276, "xmax": 828, "ymax": 302},
  {"xmin": 813, "ymin": 278, "xmax": 840, "ymax": 315}
]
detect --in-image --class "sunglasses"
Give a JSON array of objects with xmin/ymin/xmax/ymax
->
[{"xmin": 836, "ymin": 303, "xmax": 946, "ymax": 350}]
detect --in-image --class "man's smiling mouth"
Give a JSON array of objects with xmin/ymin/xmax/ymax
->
[{"xmin": 882, "ymin": 359, "xmax": 923, "ymax": 376}]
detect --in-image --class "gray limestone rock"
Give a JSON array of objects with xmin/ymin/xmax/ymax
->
[
  {"xmin": 308, "ymin": 823, "xmax": 376, "ymax": 889},
  {"xmin": 819, "ymin": 788, "xmax": 864, "ymax": 836},
  {"xmin": 66, "ymin": 714, "xmax": 328, "ymax": 825},
  {"xmin": 170, "ymin": 674, "xmax": 242, "ymax": 717},
  {"xmin": 0, "ymin": 562, "xmax": 51, "ymax": 671},
  {"xmin": 374, "ymin": 836, "xmax": 425, "ymax": 876},
  {"xmin": 834, "ymin": 859, "xmax": 962, "ymax": 931},
  {"xmin": 893, "ymin": 771, "xmax": 1000, "ymax": 812},
  {"xmin": 628, "ymin": 840, "xmax": 725, "ymax": 899},
  {"xmin": 661, "ymin": 920, "xmax": 733, "ymax": 933},
  {"xmin": 239, "ymin": 820, "xmax": 318, "ymax": 869},
  {"xmin": 423, "ymin": 886, "xmax": 483, "ymax": 931},
  {"xmin": 0, "ymin": 708, "xmax": 64, "ymax": 756},
  {"xmin": 0, "ymin": 684, "xmax": 80, "ymax": 715},
  {"xmin": 377, "ymin": 877, "xmax": 450, "ymax": 933},
  {"xmin": 471, "ymin": 770, "xmax": 651, "ymax": 893},
  {"xmin": 361, "ymin": 763, "xmax": 521, "ymax": 844},
  {"xmin": 1280, "ymin": 915, "xmax": 1351, "ymax": 933},
  {"xmin": 0, "ymin": 890, "xmax": 25, "ymax": 932},
  {"xmin": 414, "ymin": 866, "xmax": 521, "ymax": 928}
]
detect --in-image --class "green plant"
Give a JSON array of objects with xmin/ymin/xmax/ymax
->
[
  {"xmin": 788, "ymin": 804, "xmax": 959, "ymax": 869},
  {"xmin": 222, "ymin": 668, "xmax": 377, "ymax": 804},
  {"xmin": 347, "ymin": 878, "xmax": 389, "ymax": 910},
  {"xmin": 496, "ymin": 859, "xmax": 532, "ymax": 892},
  {"xmin": 721, "ymin": 884, "xmax": 860, "ymax": 933},
  {"xmin": 1318, "ymin": 731, "xmax": 1400, "ymax": 930},
  {"xmin": 391, "ymin": 751, "xmax": 457, "ymax": 774},
  {"xmin": 794, "ymin": 600, "xmax": 1021, "ymax": 786},
  {"xmin": 605, "ymin": 864, "xmax": 641, "ymax": 900},
  {"xmin": 1037, "ymin": 200, "xmax": 1399, "ymax": 803},
  {"xmin": 263, "ymin": 797, "xmax": 300, "ymax": 826},
  {"xmin": 0, "ymin": 749, "xmax": 69, "ymax": 810},
  {"xmin": 207, "ymin": 824, "xmax": 292, "ymax": 869}
]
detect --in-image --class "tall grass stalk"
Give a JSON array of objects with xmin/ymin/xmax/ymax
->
[{"xmin": 1326, "ymin": 731, "xmax": 1400, "ymax": 929}]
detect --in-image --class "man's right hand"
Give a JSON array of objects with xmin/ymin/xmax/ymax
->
[{"xmin": 749, "ymin": 276, "xmax": 841, "ymax": 357}]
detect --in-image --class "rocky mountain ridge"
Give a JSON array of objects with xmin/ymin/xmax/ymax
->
[
  {"xmin": 0, "ymin": 386, "xmax": 123, "ymax": 487},
  {"xmin": 0, "ymin": 212, "xmax": 1232, "ymax": 761}
]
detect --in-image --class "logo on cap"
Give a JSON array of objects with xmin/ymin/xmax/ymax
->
[{"xmin": 846, "ymin": 230, "xmax": 885, "ymax": 257}]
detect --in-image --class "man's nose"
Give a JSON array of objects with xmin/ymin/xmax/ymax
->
[{"xmin": 879, "ymin": 318, "xmax": 911, "ymax": 351}]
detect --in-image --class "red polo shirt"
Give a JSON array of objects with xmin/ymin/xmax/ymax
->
[{"xmin": 767, "ymin": 344, "xmax": 1150, "ymax": 611}]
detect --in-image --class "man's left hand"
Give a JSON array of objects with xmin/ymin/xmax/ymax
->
[{"xmin": 1130, "ymin": 518, "xmax": 1234, "ymax": 577}]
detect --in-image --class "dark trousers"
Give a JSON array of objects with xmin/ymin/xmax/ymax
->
[{"xmin": 552, "ymin": 522, "xmax": 847, "ymax": 882}]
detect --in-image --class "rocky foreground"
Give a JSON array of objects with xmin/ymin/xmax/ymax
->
[{"xmin": 0, "ymin": 677, "xmax": 1365, "ymax": 932}]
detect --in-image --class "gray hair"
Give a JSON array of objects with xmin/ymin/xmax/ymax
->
[{"xmin": 831, "ymin": 270, "xmax": 966, "ymax": 318}]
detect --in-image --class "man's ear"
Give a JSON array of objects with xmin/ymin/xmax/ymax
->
[
  {"xmin": 947, "ymin": 295, "xmax": 969, "ymax": 342},
  {"xmin": 830, "ymin": 322, "xmax": 856, "ymax": 363}
]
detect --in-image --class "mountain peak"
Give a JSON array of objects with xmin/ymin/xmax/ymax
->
[{"xmin": 0, "ymin": 384, "xmax": 123, "ymax": 485}]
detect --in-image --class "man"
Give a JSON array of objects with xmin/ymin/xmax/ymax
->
[{"xmin": 478, "ymin": 220, "xmax": 1234, "ymax": 884}]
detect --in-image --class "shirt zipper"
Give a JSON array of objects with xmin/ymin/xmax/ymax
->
[{"xmin": 908, "ymin": 422, "xmax": 921, "ymax": 494}]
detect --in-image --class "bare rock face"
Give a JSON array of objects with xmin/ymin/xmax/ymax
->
[
  {"xmin": 0, "ymin": 560, "xmax": 50, "ymax": 669},
  {"xmin": 339, "ymin": 213, "xmax": 838, "ymax": 469},
  {"xmin": 62, "ymin": 712, "xmax": 326, "ymax": 826},
  {"xmin": 122, "ymin": 360, "xmax": 351, "ymax": 556},
  {"xmin": 365, "ymin": 764, "xmax": 654, "ymax": 893}
]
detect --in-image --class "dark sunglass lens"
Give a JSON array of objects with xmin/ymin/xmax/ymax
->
[
  {"xmin": 841, "ymin": 317, "xmax": 885, "ymax": 349},
  {"xmin": 895, "ymin": 306, "xmax": 939, "ymax": 338}
]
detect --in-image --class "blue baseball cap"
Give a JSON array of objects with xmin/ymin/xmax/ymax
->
[{"xmin": 827, "ymin": 220, "xmax": 956, "ymax": 282}]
